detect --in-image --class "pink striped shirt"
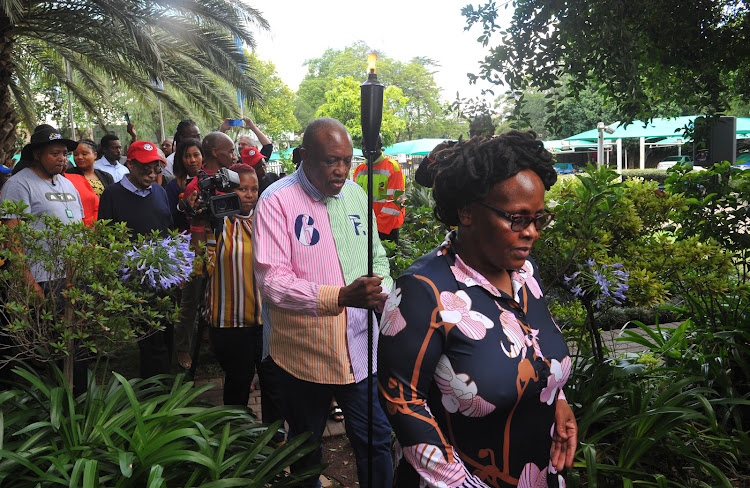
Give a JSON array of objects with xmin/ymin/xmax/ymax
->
[{"xmin": 253, "ymin": 169, "xmax": 391, "ymax": 384}]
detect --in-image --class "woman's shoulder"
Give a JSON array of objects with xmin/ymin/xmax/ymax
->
[
  {"xmin": 397, "ymin": 246, "xmax": 456, "ymax": 294},
  {"xmin": 94, "ymin": 169, "xmax": 114, "ymax": 186},
  {"xmin": 165, "ymin": 178, "xmax": 182, "ymax": 192}
]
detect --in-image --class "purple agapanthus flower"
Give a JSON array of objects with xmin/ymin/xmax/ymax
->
[
  {"xmin": 565, "ymin": 259, "xmax": 629, "ymax": 309},
  {"xmin": 120, "ymin": 232, "xmax": 195, "ymax": 291}
]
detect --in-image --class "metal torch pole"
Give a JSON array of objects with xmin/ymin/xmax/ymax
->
[
  {"xmin": 366, "ymin": 148, "xmax": 375, "ymax": 488},
  {"xmin": 361, "ymin": 53, "xmax": 383, "ymax": 488}
]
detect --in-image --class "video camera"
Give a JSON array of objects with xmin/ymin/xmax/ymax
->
[{"xmin": 195, "ymin": 168, "xmax": 242, "ymax": 219}]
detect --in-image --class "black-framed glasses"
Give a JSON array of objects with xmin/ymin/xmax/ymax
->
[
  {"xmin": 476, "ymin": 201, "xmax": 555, "ymax": 232},
  {"xmin": 133, "ymin": 163, "xmax": 163, "ymax": 176}
]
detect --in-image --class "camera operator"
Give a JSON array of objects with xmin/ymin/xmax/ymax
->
[
  {"xmin": 189, "ymin": 164, "xmax": 267, "ymax": 407},
  {"xmin": 178, "ymin": 132, "xmax": 237, "ymax": 234}
]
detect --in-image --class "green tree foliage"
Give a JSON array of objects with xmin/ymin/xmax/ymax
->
[
  {"xmin": 314, "ymin": 76, "xmax": 407, "ymax": 149},
  {"xmin": 245, "ymin": 53, "xmax": 299, "ymax": 146},
  {"xmin": 0, "ymin": 0, "xmax": 270, "ymax": 164},
  {"xmin": 462, "ymin": 0, "xmax": 750, "ymax": 124},
  {"xmin": 295, "ymin": 41, "xmax": 463, "ymax": 139},
  {"xmin": 500, "ymin": 84, "xmax": 621, "ymax": 139}
]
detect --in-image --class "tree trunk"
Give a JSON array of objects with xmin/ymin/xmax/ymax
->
[{"xmin": 0, "ymin": 12, "xmax": 17, "ymax": 166}]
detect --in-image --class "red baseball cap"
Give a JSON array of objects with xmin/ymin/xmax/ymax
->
[
  {"xmin": 127, "ymin": 141, "xmax": 166, "ymax": 164},
  {"xmin": 240, "ymin": 147, "xmax": 264, "ymax": 167}
]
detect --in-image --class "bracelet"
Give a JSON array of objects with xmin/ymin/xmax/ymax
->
[{"xmin": 190, "ymin": 225, "xmax": 206, "ymax": 233}]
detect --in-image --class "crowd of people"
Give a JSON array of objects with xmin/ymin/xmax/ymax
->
[{"xmin": 0, "ymin": 115, "xmax": 577, "ymax": 488}]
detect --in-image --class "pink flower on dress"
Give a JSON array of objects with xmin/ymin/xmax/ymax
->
[
  {"xmin": 540, "ymin": 356, "xmax": 572, "ymax": 405},
  {"xmin": 518, "ymin": 462, "xmax": 557, "ymax": 488},
  {"xmin": 499, "ymin": 310, "xmax": 527, "ymax": 358},
  {"xmin": 511, "ymin": 260, "xmax": 544, "ymax": 300},
  {"xmin": 439, "ymin": 290, "xmax": 494, "ymax": 340},
  {"xmin": 402, "ymin": 444, "xmax": 467, "ymax": 488},
  {"xmin": 434, "ymin": 355, "xmax": 496, "ymax": 418},
  {"xmin": 380, "ymin": 287, "xmax": 407, "ymax": 336},
  {"xmin": 499, "ymin": 310, "xmax": 544, "ymax": 360}
]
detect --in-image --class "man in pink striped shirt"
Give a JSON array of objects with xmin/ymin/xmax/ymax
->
[{"xmin": 253, "ymin": 118, "xmax": 393, "ymax": 487}]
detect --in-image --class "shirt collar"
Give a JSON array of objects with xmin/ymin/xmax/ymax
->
[
  {"xmin": 297, "ymin": 164, "xmax": 343, "ymax": 201},
  {"xmin": 440, "ymin": 229, "xmax": 510, "ymax": 300},
  {"xmin": 120, "ymin": 174, "xmax": 153, "ymax": 197}
]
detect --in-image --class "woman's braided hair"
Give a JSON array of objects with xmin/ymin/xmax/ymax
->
[{"xmin": 432, "ymin": 130, "xmax": 557, "ymax": 226}]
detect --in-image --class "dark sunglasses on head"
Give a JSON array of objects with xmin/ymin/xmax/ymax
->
[{"xmin": 476, "ymin": 201, "xmax": 555, "ymax": 232}]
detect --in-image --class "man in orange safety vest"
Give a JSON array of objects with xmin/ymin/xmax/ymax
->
[{"xmin": 352, "ymin": 149, "xmax": 405, "ymax": 243}]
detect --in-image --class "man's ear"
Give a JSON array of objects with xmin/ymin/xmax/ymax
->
[{"xmin": 458, "ymin": 204, "xmax": 472, "ymax": 226}]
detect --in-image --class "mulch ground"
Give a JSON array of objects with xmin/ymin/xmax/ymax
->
[{"xmin": 322, "ymin": 435, "xmax": 358, "ymax": 487}]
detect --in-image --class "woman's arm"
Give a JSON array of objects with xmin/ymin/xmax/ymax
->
[{"xmin": 378, "ymin": 274, "xmax": 479, "ymax": 487}]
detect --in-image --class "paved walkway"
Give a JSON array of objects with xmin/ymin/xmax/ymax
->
[{"xmin": 596, "ymin": 321, "xmax": 680, "ymax": 355}]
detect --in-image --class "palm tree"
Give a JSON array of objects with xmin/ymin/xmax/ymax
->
[{"xmin": 0, "ymin": 0, "xmax": 269, "ymax": 163}]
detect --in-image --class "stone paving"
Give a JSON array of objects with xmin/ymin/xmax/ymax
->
[{"xmin": 596, "ymin": 321, "xmax": 680, "ymax": 355}]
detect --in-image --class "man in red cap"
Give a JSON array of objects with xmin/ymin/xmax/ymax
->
[
  {"xmin": 99, "ymin": 141, "xmax": 174, "ymax": 378},
  {"xmin": 99, "ymin": 141, "xmax": 172, "ymax": 237},
  {"xmin": 240, "ymin": 146, "xmax": 278, "ymax": 195}
]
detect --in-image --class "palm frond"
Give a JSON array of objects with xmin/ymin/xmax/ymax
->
[{"xmin": 4, "ymin": 0, "xmax": 270, "ymax": 139}]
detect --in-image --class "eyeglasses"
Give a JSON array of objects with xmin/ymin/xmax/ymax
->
[
  {"xmin": 133, "ymin": 164, "xmax": 163, "ymax": 176},
  {"xmin": 476, "ymin": 201, "xmax": 555, "ymax": 232}
]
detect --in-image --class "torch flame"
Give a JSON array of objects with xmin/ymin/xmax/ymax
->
[{"xmin": 367, "ymin": 53, "xmax": 377, "ymax": 74}]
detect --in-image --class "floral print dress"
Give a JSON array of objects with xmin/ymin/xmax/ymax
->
[{"xmin": 378, "ymin": 232, "xmax": 571, "ymax": 488}]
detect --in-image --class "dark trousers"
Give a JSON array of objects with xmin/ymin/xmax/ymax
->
[
  {"xmin": 138, "ymin": 324, "xmax": 172, "ymax": 379},
  {"xmin": 267, "ymin": 357, "xmax": 393, "ymax": 488},
  {"xmin": 258, "ymin": 355, "xmax": 286, "ymax": 441},
  {"xmin": 378, "ymin": 227, "xmax": 399, "ymax": 244},
  {"xmin": 174, "ymin": 275, "xmax": 206, "ymax": 359},
  {"xmin": 209, "ymin": 326, "xmax": 263, "ymax": 406}
]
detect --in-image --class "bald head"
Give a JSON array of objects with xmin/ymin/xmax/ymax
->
[
  {"xmin": 202, "ymin": 132, "xmax": 235, "ymax": 168},
  {"xmin": 302, "ymin": 118, "xmax": 349, "ymax": 154},
  {"xmin": 300, "ymin": 118, "xmax": 353, "ymax": 196}
]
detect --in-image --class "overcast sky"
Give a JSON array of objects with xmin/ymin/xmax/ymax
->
[{"xmin": 251, "ymin": 0, "xmax": 513, "ymax": 103}]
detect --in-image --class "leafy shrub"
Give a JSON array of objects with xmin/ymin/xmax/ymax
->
[
  {"xmin": 0, "ymin": 201, "xmax": 188, "ymax": 387},
  {"xmin": 384, "ymin": 201, "xmax": 447, "ymax": 280},
  {"xmin": 0, "ymin": 366, "xmax": 319, "ymax": 487},
  {"xmin": 621, "ymin": 169, "xmax": 669, "ymax": 184}
]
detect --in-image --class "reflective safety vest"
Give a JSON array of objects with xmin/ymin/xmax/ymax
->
[{"xmin": 352, "ymin": 153, "xmax": 406, "ymax": 234}]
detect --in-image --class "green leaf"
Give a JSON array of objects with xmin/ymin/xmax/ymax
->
[{"xmin": 118, "ymin": 450, "xmax": 134, "ymax": 478}]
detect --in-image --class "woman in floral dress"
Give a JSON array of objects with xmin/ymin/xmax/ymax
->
[{"xmin": 378, "ymin": 131, "xmax": 577, "ymax": 488}]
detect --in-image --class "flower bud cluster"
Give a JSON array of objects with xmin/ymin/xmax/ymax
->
[
  {"xmin": 564, "ymin": 259, "xmax": 629, "ymax": 309},
  {"xmin": 121, "ymin": 233, "xmax": 195, "ymax": 290}
]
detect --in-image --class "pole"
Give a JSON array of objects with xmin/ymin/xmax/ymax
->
[
  {"xmin": 157, "ymin": 97, "xmax": 165, "ymax": 142},
  {"xmin": 360, "ymin": 53, "xmax": 384, "ymax": 488},
  {"xmin": 597, "ymin": 122, "xmax": 604, "ymax": 167},
  {"xmin": 65, "ymin": 60, "xmax": 76, "ymax": 139}
]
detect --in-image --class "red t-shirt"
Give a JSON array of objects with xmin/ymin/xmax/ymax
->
[{"xmin": 64, "ymin": 173, "xmax": 98, "ymax": 227}]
